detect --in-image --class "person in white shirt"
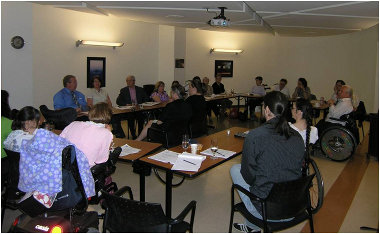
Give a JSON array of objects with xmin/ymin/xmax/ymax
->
[
  {"xmin": 289, "ymin": 98, "xmax": 318, "ymax": 146},
  {"xmin": 273, "ymin": 78, "xmax": 290, "ymax": 98},
  {"xmin": 87, "ymin": 76, "xmax": 112, "ymax": 108},
  {"xmin": 316, "ymin": 85, "xmax": 354, "ymax": 135},
  {"xmin": 249, "ymin": 76, "xmax": 266, "ymax": 120}
]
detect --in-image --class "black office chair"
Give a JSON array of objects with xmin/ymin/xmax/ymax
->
[
  {"xmin": 353, "ymin": 101, "xmax": 367, "ymax": 141},
  {"xmin": 39, "ymin": 105, "xmax": 77, "ymax": 130},
  {"xmin": 143, "ymin": 84, "xmax": 155, "ymax": 98},
  {"xmin": 229, "ymin": 174, "xmax": 315, "ymax": 233},
  {"xmin": 147, "ymin": 120, "xmax": 189, "ymax": 148},
  {"xmin": 102, "ymin": 188, "xmax": 196, "ymax": 233}
]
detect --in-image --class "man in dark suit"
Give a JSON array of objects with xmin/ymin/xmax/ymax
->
[{"xmin": 113, "ymin": 75, "xmax": 148, "ymax": 139}]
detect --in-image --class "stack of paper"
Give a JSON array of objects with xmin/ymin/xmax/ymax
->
[
  {"xmin": 171, "ymin": 152, "xmax": 206, "ymax": 172},
  {"xmin": 120, "ymin": 144, "xmax": 141, "ymax": 156},
  {"xmin": 115, "ymin": 105, "xmax": 134, "ymax": 110},
  {"xmin": 148, "ymin": 150, "xmax": 179, "ymax": 164},
  {"xmin": 200, "ymin": 148, "xmax": 236, "ymax": 159},
  {"xmin": 141, "ymin": 102, "xmax": 160, "ymax": 107}
]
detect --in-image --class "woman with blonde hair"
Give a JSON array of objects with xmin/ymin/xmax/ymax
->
[
  {"xmin": 60, "ymin": 102, "xmax": 113, "ymax": 167},
  {"xmin": 151, "ymin": 81, "xmax": 169, "ymax": 102},
  {"xmin": 87, "ymin": 76, "xmax": 112, "ymax": 108}
]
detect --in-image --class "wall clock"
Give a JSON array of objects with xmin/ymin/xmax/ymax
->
[{"xmin": 11, "ymin": 36, "xmax": 24, "ymax": 49}]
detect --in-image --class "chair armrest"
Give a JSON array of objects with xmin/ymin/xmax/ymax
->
[
  {"xmin": 171, "ymin": 200, "xmax": 197, "ymax": 224},
  {"xmin": 329, "ymin": 117, "xmax": 346, "ymax": 123},
  {"xmin": 113, "ymin": 186, "xmax": 134, "ymax": 200},
  {"xmin": 232, "ymin": 184, "xmax": 264, "ymax": 202}
]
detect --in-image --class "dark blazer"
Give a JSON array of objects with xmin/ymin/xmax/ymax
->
[
  {"xmin": 158, "ymin": 99, "xmax": 192, "ymax": 129},
  {"xmin": 116, "ymin": 86, "xmax": 149, "ymax": 106},
  {"xmin": 212, "ymin": 82, "xmax": 225, "ymax": 94}
]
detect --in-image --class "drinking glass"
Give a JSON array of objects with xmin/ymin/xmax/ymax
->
[
  {"xmin": 182, "ymin": 134, "xmax": 190, "ymax": 152},
  {"xmin": 210, "ymin": 138, "xmax": 218, "ymax": 159}
]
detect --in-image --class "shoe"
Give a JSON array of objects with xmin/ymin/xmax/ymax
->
[{"xmin": 233, "ymin": 223, "xmax": 261, "ymax": 233}]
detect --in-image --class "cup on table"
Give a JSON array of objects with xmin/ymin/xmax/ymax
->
[{"xmin": 191, "ymin": 144, "xmax": 198, "ymax": 155}]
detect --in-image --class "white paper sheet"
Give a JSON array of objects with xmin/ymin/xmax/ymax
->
[
  {"xmin": 171, "ymin": 152, "xmax": 206, "ymax": 172},
  {"xmin": 141, "ymin": 102, "xmax": 160, "ymax": 107},
  {"xmin": 120, "ymin": 144, "xmax": 141, "ymax": 156},
  {"xmin": 115, "ymin": 105, "xmax": 134, "ymax": 110},
  {"xmin": 148, "ymin": 150, "xmax": 179, "ymax": 164},
  {"xmin": 200, "ymin": 148, "xmax": 236, "ymax": 159}
]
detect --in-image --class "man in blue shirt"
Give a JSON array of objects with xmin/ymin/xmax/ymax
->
[{"xmin": 54, "ymin": 75, "xmax": 88, "ymax": 112}]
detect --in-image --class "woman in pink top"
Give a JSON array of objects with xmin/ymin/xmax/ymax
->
[{"xmin": 60, "ymin": 103, "xmax": 113, "ymax": 167}]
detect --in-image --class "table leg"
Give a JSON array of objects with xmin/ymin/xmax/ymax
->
[
  {"xmin": 140, "ymin": 171, "xmax": 145, "ymax": 202},
  {"xmin": 165, "ymin": 170, "xmax": 173, "ymax": 218}
]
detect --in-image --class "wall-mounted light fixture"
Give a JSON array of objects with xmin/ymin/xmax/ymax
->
[
  {"xmin": 76, "ymin": 40, "xmax": 124, "ymax": 49},
  {"xmin": 210, "ymin": 48, "xmax": 243, "ymax": 54}
]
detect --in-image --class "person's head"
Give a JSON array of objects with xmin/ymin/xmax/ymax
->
[
  {"xmin": 63, "ymin": 75, "xmax": 77, "ymax": 91},
  {"xmin": 88, "ymin": 102, "xmax": 113, "ymax": 124},
  {"xmin": 334, "ymin": 80, "xmax": 346, "ymax": 93},
  {"xmin": 297, "ymin": 78, "xmax": 307, "ymax": 89},
  {"xmin": 338, "ymin": 85, "xmax": 353, "ymax": 99},
  {"xmin": 263, "ymin": 91, "xmax": 291, "ymax": 138},
  {"xmin": 126, "ymin": 75, "xmax": 136, "ymax": 88},
  {"xmin": 279, "ymin": 79, "xmax": 287, "ymax": 90},
  {"xmin": 193, "ymin": 76, "xmax": 201, "ymax": 83},
  {"xmin": 292, "ymin": 98, "xmax": 313, "ymax": 123},
  {"xmin": 171, "ymin": 80, "xmax": 180, "ymax": 87},
  {"xmin": 154, "ymin": 81, "xmax": 165, "ymax": 93},
  {"xmin": 11, "ymin": 106, "xmax": 40, "ymax": 133},
  {"xmin": 2, "ymin": 90, "xmax": 11, "ymax": 119},
  {"xmin": 215, "ymin": 74, "xmax": 222, "ymax": 83},
  {"xmin": 170, "ymin": 84, "xmax": 186, "ymax": 100},
  {"xmin": 203, "ymin": 77, "xmax": 209, "ymax": 85},
  {"xmin": 189, "ymin": 80, "xmax": 203, "ymax": 95},
  {"xmin": 92, "ymin": 76, "xmax": 102, "ymax": 90},
  {"xmin": 255, "ymin": 76, "xmax": 263, "ymax": 86}
]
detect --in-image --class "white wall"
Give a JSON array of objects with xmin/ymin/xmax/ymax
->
[
  {"xmin": 158, "ymin": 25, "xmax": 175, "ymax": 88},
  {"xmin": 1, "ymin": 2, "xmax": 33, "ymax": 109},
  {"xmin": 174, "ymin": 27, "xmax": 186, "ymax": 84},
  {"xmin": 185, "ymin": 26, "xmax": 379, "ymax": 112}
]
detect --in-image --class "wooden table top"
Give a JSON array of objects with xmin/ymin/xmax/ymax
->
[
  {"xmin": 112, "ymin": 102, "xmax": 168, "ymax": 115},
  {"xmin": 113, "ymin": 137, "xmax": 162, "ymax": 162},
  {"xmin": 138, "ymin": 126, "xmax": 249, "ymax": 177}
]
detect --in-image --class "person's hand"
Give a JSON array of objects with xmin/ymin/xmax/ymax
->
[
  {"xmin": 105, "ymin": 124, "xmax": 112, "ymax": 131},
  {"xmin": 76, "ymin": 108, "xmax": 81, "ymax": 113},
  {"xmin": 327, "ymin": 99, "xmax": 335, "ymax": 106}
]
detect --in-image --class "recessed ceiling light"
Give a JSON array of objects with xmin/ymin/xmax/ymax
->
[{"xmin": 166, "ymin": 15, "xmax": 184, "ymax": 18}]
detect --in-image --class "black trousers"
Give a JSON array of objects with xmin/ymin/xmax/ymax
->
[{"xmin": 111, "ymin": 112, "xmax": 145, "ymax": 138}]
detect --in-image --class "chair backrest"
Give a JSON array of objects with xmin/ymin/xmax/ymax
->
[
  {"xmin": 264, "ymin": 174, "xmax": 315, "ymax": 220},
  {"xmin": 143, "ymin": 84, "xmax": 156, "ymax": 98},
  {"xmin": 3, "ymin": 149, "xmax": 21, "ymax": 195},
  {"xmin": 103, "ymin": 192, "xmax": 169, "ymax": 233},
  {"xmin": 39, "ymin": 105, "xmax": 77, "ymax": 130},
  {"xmin": 353, "ymin": 101, "xmax": 367, "ymax": 122}
]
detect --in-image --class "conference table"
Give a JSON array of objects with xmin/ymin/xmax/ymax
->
[{"xmin": 138, "ymin": 126, "xmax": 249, "ymax": 218}]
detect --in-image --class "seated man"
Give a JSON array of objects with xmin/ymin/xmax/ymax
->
[
  {"xmin": 114, "ymin": 75, "xmax": 149, "ymax": 139},
  {"xmin": 330, "ymin": 80, "xmax": 345, "ymax": 103},
  {"xmin": 272, "ymin": 78, "xmax": 290, "ymax": 98},
  {"xmin": 316, "ymin": 85, "xmax": 354, "ymax": 135},
  {"xmin": 248, "ymin": 76, "xmax": 266, "ymax": 120},
  {"xmin": 53, "ymin": 75, "xmax": 88, "ymax": 121},
  {"xmin": 230, "ymin": 91, "xmax": 305, "ymax": 232},
  {"xmin": 211, "ymin": 74, "xmax": 232, "ymax": 117}
]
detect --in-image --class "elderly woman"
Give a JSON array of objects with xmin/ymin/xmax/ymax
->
[
  {"xmin": 292, "ymin": 78, "xmax": 311, "ymax": 100},
  {"xmin": 151, "ymin": 81, "xmax": 170, "ymax": 103},
  {"xmin": 60, "ymin": 102, "xmax": 113, "ymax": 167},
  {"xmin": 87, "ymin": 76, "xmax": 112, "ymax": 108},
  {"xmin": 136, "ymin": 84, "xmax": 192, "ymax": 141},
  {"xmin": 4, "ymin": 106, "xmax": 40, "ymax": 152}
]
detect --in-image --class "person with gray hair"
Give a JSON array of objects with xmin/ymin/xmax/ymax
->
[
  {"xmin": 53, "ymin": 75, "xmax": 88, "ymax": 112},
  {"xmin": 136, "ymin": 84, "xmax": 192, "ymax": 141}
]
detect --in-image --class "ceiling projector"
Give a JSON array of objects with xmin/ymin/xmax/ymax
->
[{"xmin": 208, "ymin": 7, "xmax": 230, "ymax": 27}]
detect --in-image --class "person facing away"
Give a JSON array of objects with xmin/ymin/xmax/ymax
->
[
  {"xmin": 292, "ymin": 77, "xmax": 311, "ymax": 100},
  {"xmin": 186, "ymin": 79, "xmax": 207, "ymax": 124},
  {"xmin": 4, "ymin": 106, "xmax": 40, "ymax": 153},
  {"xmin": 87, "ymin": 75, "xmax": 112, "ymax": 108},
  {"xmin": 273, "ymin": 78, "xmax": 290, "ymax": 98},
  {"xmin": 202, "ymin": 77, "xmax": 213, "ymax": 97},
  {"xmin": 54, "ymin": 75, "xmax": 88, "ymax": 112},
  {"xmin": 230, "ymin": 91, "xmax": 305, "ymax": 232},
  {"xmin": 60, "ymin": 102, "xmax": 113, "ymax": 167},
  {"xmin": 151, "ymin": 81, "xmax": 170, "ymax": 103},
  {"xmin": 250, "ymin": 76, "xmax": 266, "ymax": 96}
]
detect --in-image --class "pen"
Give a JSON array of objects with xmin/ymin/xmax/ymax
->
[
  {"xmin": 216, "ymin": 151, "xmax": 226, "ymax": 157},
  {"xmin": 183, "ymin": 159, "xmax": 196, "ymax": 165}
]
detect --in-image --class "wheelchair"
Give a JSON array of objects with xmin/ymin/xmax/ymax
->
[
  {"xmin": 9, "ymin": 146, "xmax": 122, "ymax": 233},
  {"xmin": 317, "ymin": 112, "xmax": 359, "ymax": 162}
]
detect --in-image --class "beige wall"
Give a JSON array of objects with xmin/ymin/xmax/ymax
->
[
  {"xmin": 185, "ymin": 26, "xmax": 379, "ymax": 112},
  {"xmin": 2, "ymin": 2, "xmax": 378, "ymax": 112}
]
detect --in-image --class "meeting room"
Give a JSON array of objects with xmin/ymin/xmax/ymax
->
[{"xmin": 1, "ymin": 1, "xmax": 379, "ymax": 233}]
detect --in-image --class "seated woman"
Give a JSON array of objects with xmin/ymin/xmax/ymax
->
[
  {"xmin": 4, "ymin": 106, "xmax": 40, "ymax": 152},
  {"xmin": 186, "ymin": 80, "xmax": 207, "ymax": 137},
  {"xmin": 292, "ymin": 77, "xmax": 311, "ymax": 100},
  {"xmin": 136, "ymin": 84, "xmax": 192, "ymax": 141},
  {"xmin": 150, "ymin": 81, "xmax": 170, "ymax": 103},
  {"xmin": 289, "ymin": 98, "xmax": 318, "ymax": 146},
  {"xmin": 60, "ymin": 102, "xmax": 113, "ymax": 167},
  {"xmin": 87, "ymin": 76, "xmax": 112, "ymax": 108}
]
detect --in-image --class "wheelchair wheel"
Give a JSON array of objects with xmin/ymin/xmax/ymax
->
[
  {"xmin": 320, "ymin": 126, "xmax": 357, "ymax": 162},
  {"xmin": 307, "ymin": 158, "xmax": 324, "ymax": 214}
]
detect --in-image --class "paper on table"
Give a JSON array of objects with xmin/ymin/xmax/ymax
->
[
  {"xmin": 171, "ymin": 152, "xmax": 206, "ymax": 172},
  {"xmin": 141, "ymin": 102, "xmax": 160, "ymax": 107},
  {"xmin": 120, "ymin": 144, "xmax": 141, "ymax": 156},
  {"xmin": 148, "ymin": 150, "xmax": 179, "ymax": 164},
  {"xmin": 115, "ymin": 105, "xmax": 134, "ymax": 110},
  {"xmin": 200, "ymin": 148, "xmax": 236, "ymax": 159}
]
